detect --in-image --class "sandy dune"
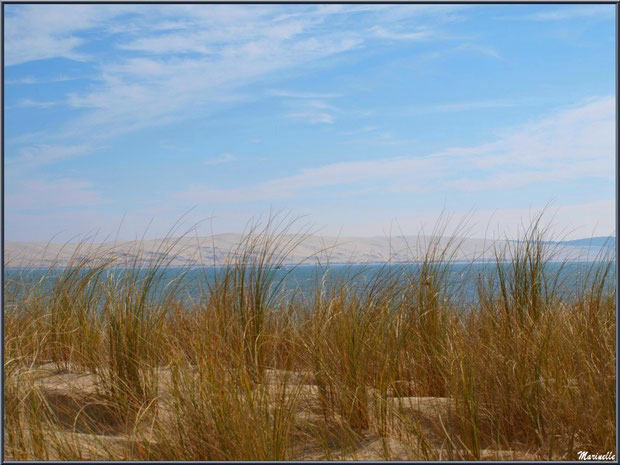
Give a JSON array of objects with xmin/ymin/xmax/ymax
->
[
  {"xmin": 18, "ymin": 364, "xmax": 540, "ymax": 461},
  {"xmin": 5, "ymin": 234, "xmax": 608, "ymax": 268},
  {"xmin": 5, "ymin": 234, "xmax": 608, "ymax": 269}
]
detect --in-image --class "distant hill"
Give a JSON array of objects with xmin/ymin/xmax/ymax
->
[
  {"xmin": 4, "ymin": 234, "xmax": 615, "ymax": 268},
  {"xmin": 554, "ymin": 236, "xmax": 615, "ymax": 248}
]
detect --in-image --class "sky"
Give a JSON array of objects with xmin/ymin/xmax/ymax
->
[{"xmin": 3, "ymin": 4, "xmax": 616, "ymax": 242}]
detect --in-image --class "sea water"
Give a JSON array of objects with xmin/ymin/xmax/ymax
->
[{"xmin": 4, "ymin": 261, "xmax": 616, "ymax": 307}]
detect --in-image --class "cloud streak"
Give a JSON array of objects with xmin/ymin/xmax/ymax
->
[
  {"xmin": 499, "ymin": 5, "xmax": 613, "ymax": 22},
  {"xmin": 5, "ymin": 177, "xmax": 108, "ymax": 211},
  {"xmin": 5, "ymin": 4, "xmax": 475, "ymax": 145},
  {"xmin": 6, "ymin": 144, "xmax": 94, "ymax": 171},
  {"xmin": 285, "ymin": 100, "xmax": 339, "ymax": 124},
  {"xmin": 267, "ymin": 89, "xmax": 342, "ymax": 99},
  {"xmin": 204, "ymin": 153, "xmax": 238, "ymax": 166},
  {"xmin": 176, "ymin": 96, "xmax": 614, "ymax": 202},
  {"xmin": 371, "ymin": 26, "xmax": 431, "ymax": 41},
  {"xmin": 4, "ymin": 4, "xmax": 135, "ymax": 66}
]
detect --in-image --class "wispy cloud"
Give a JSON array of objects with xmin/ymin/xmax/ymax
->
[
  {"xmin": 269, "ymin": 89, "xmax": 342, "ymax": 124},
  {"xmin": 6, "ymin": 75, "xmax": 86, "ymax": 85},
  {"xmin": 14, "ymin": 99, "xmax": 62, "ymax": 109},
  {"xmin": 176, "ymin": 155, "xmax": 443, "ymax": 203},
  {"xmin": 287, "ymin": 112, "xmax": 335, "ymax": 124},
  {"xmin": 346, "ymin": 131, "xmax": 418, "ymax": 147},
  {"xmin": 342, "ymin": 126, "xmax": 379, "ymax": 136},
  {"xmin": 416, "ymin": 100, "xmax": 519, "ymax": 113},
  {"xmin": 442, "ymin": 96, "xmax": 615, "ymax": 189},
  {"xmin": 6, "ymin": 177, "xmax": 108, "ymax": 211},
  {"xmin": 267, "ymin": 89, "xmax": 342, "ymax": 99},
  {"xmin": 5, "ymin": 4, "xmax": 472, "ymax": 146},
  {"xmin": 454, "ymin": 43, "xmax": 502, "ymax": 59},
  {"xmin": 204, "ymin": 153, "xmax": 238, "ymax": 166},
  {"xmin": 6, "ymin": 144, "xmax": 94, "ymax": 170},
  {"xmin": 286, "ymin": 100, "xmax": 339, "ymax": 124},
  {"xmin": 498, "ymin": 5, "xmax": 613, "ymax": 22},
  {"xmin": 25, "ymin": 11, "xmax": 361, "ymax": 141},
  {"xmin": 371, "ymin": 25, "xmax": 431, "ymax": 41},
  {"xmin": 4, "ymin": 4, "xmax": 135, "ymax": 66},
  {"xmin": 356, "ymin": 199, "xmax": 615, "ymax": 240},
  {"xmin": 176, "ymin": 96, "xmax": 614, "ymax": 202}
]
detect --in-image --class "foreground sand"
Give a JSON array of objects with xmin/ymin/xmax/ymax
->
[{"xmin": 12, "ymin": 363, "xmax": 544, "ymax": 461}]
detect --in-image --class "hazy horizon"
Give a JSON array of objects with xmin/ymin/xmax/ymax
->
[
  {"xmin": 4, "ymin": 4, "xmax": 616, "ymax": 243},
  {"xmin": 5, "ymin": 230, "xmax": 615, "ymax": 270},
  {"xmin": 3, "ymin": 227, "xmax": 617, "ymax": 245}
]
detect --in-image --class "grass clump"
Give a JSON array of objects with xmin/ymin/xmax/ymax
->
[{"xmin": 3, "ymin": 214, "xmax": 616, "ymax": 461}]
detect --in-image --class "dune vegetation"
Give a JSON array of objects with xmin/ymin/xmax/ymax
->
[{"xmin": 3, "ymin": 216, "xmax": 616, "ymax": 461}]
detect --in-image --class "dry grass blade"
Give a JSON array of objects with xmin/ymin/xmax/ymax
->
[{"xmin": 3, "ymin": 214, "xmax": 616, "ymax": 461}]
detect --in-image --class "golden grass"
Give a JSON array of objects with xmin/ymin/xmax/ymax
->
[{"xmin": 3, "ymin": 217, "xmax": 616, "ymax": 460}]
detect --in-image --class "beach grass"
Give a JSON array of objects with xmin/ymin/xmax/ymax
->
[{"xmin": 3, "ymin": 217, "xmax": 616, "ymax": 460}]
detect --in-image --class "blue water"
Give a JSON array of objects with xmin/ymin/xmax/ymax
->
[{"xmin": 4, "ymin": 261, "xmax": 616, "ymax": 306}]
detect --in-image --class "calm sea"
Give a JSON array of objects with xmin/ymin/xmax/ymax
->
[{"xmin": 4, "ymin": 261, "xmax": 616, "ymax": 306}]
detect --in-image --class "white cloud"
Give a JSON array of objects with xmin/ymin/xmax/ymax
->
[
  {"xmin": 4, "ymin": 209, "xmax": 120, "ymax": 242},
  {"xmin": 119, "ymin": 33, "xmax": 214, "ymax": 55},
  {"xmin": 373, "ymin": 4, "xmax": 466, "ymax": 24},
  {"xmin": 500, "ymin": 5, "xmax": 613, "ymax": 22},
  {"xmin": 5, "ymin": 177, "xmax": 108, "ymax": 211},
  {"xmin": 267, "ymin": 89, "xmax": 342, "ymax": 99},
  {"xmin": 454, "ymin": 43, "xmax": 502, "ymax": 59},
  {"xmin": 14, "ymin": 99, "xmax": 61, "ymax": 109},
  {"xmin": 270, "ymin": 90, "xmax": 342, "ymax": 124},
  {"xmin": 55, "ymin": 27, "xmax": 360, "ymax": 140},
  {"xmin": 4, "ymin": 4, "xmax": 134, "ymax": 66},
  {"xmin": 286, "ymin": 112, "xmax": 335, "ymax": 124},
  {"xmin": 346, "ymin": 131, "xmax": 418, "ymax": 147},
  {"xmin": 414, "ymin": 100, "xmax": 518, "ymax": 114},
  {"xmin": 6, "ymin": 144, "xmax": 94, "ymax": 171},
  {"xmin": 176, "ymin": 155, "xmax": 446, "ymax": 204},
  {"xmin": 371, "ymin": 26, "xmax": 431, "ymax": 41},
  {"xmin": 446, "ymin": 96, "xmax": 615, "ymax": 185},
  {"xmin": 175, "ymin": 96, "xmax": 615, "ymax": 202},
  {"xmin": 6, "ymin": 4, "xmax": 473, "ymax": 145},
  {"xmin": 343, "ymin": 200, "xmax": 615, "ymax": 240},
  {"xmin": 204, "ymin": 153, "xmax": 237, "ymax": 166},
  {"xmin": 6, "ymin": 75, "xmax": 85, "ymax": 85},
  {"xmin": 285, "ymin": 99, "xmax": 339, "ymax": 124}
]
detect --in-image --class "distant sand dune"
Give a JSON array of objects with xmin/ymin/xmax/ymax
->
[{"xmin": 4, "ymin": 234, "xmax": 610, "ymax": 268}]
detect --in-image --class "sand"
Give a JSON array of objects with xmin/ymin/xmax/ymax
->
[
  {"xmin": 4, "ymin": 233, "xmax": 607, "ymax": 268},
  {"xmin": 14, "ymin": 364, "xmax": 541, "ymax": 461}
]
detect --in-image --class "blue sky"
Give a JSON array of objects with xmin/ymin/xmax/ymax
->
[{"xmin": 4, "ymin": 4, "xmax": 616, "ymax": 241}]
